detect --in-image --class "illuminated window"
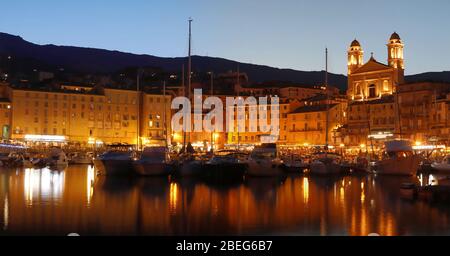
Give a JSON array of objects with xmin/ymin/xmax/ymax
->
[
  {"xmin": 383, "ymin": 80, "xmax": 389, "ymax": 91},
  {"xmin": 355, "ymin": 84, "xmax": 361, "ymax": 95}
]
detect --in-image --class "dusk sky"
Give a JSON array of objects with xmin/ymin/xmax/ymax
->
[{"xmin": 1, "ymin": 0, "xmax": 449, "ymax": 75}]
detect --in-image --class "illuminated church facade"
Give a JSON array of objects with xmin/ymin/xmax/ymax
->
[{"xmin": 347, "ymin": 32, "xmax": 404, "ymax": 100}]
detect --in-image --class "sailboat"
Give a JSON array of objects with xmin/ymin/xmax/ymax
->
[
  {"xmin": 133, "ymin": 82, "xmax": 173, "ymax": 176},
  {"xmin": 176, "ymin": 18, "xmax": 205, "ymax": 177},
  {"xmin": 310, "ymin": 48, "xmax": 342, "ymax": 175}
]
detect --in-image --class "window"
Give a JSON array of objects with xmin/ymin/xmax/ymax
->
[
  {"xmin": 369, "ymin": 84, "xmax": 376, "ymax": 98},
  {"xmin": 383, "ymin": 80, "xmax": 389, "ymax": 91},
  {"xmin": 355, "ymin": 84, "xmax": 361, "ymax": 95}
]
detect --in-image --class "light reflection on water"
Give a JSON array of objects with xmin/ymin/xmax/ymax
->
[{"xmin": 0, "ymin": 166, "xmax": 449, "ymax": 235}]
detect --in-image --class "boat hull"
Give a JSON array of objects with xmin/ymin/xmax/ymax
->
[
  {"xmin": 431, "ymin": 163, "xmax": 450, "ymax": 173},
  {"xmin": 177, "ymin": 161, "xmax": 203, "ymax": 177},
  {"xmin": 202, "ymin": 163, "xmax": 247, "ymax": 181},
  {"xmin": 132, "ymin": 161, "xmax": 170, "ymax": 176},
  {"xmin": 281, "ymin": 163, "xmax": 309, "ymax": 173},
  {"xmin": 372, "ymin": 155, "xmax": 420, "ymax": 176},
  {"xmin": 94, "ymin": 159, "xmax": 134, "ymax": 176},
  {"xmin": 247, "ymin": 160, "xmax": 283, "ymax": 177},
  {"xmin": 310, "ymin": 161, "xmax": 341, "ymax": 175}
]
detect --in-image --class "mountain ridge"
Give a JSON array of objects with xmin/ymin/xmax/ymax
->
[{"xmin": 1, "ymin": 32, "xmax": 450, "ymax": 91}]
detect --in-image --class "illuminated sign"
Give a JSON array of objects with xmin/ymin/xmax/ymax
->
[
  {"xmin": 368, "ymin": 132, "xmax": 394, "ymax": 139},
  {"xmin": 24, "ymin": 134, "xmax": 66, "ymax": 142}
]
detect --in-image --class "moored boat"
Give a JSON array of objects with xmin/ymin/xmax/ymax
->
[
  {"xmin": 176, "ymin": 153, "xmax": 206, "ymax": 177},
  {"xmin": 370, "ymin": 140, "xmax": 421, "ymax": 176},
  {"xmin": 247, "ymin": 143, "xmax": 284, "ymax": 177},
  {"xmin": 132, "ymin": 146, "xmax": 172, "ymax": 176},
  {"xmin": 47, "ymin": 147, "xmax": 68, "ymax": 170},
  {"xmin": 431, "ymin": 155, "xmax": 450, "ymax": 173},
  {"xmin": 310, "ymin": 153, "xmax": 342, "ymax": 175},
  {"xmin": 202, "ymin": 150, "xmax": 248, "ymax": 182},
  {"xmin": 68, "ymin": 152, "xmax": 94, "ymax": 165},
  {"xmin": 94, "ymin": 144, "xmax": 134, "ymax": 176},
  {"xmin": 281, "ymin": 155, "xmax": 309, "ymax": 173}
]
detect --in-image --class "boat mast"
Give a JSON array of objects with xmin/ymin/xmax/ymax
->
[
  {"xmin": 136, "ymin": 68, "xmax": 141, "ymax": 151},
  {"xmin": 210, "ymin": 71, "xmax": 214, "ymax": 152},
  {"xmin": 237, "ymin": 64, "xmax": 240, "ymax": 150},
  {"xmin": 187, "ymin": 17, "xmax": 193, "ymax": 147},
  {"xmin": 182, "ymin": 64, "xmax": 186, "ymax": 151},
  {"xmin": 325, "ymin": 48, "xmax": 329, "ymax": 152},
  {"xmin": 163, "ymin": 80, "xmax": 168, "ymax": 148}
]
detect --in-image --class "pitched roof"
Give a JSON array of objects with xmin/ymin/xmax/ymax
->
[
  {"xmin": 291, "ymin": 104, "xmax": 338, "ymax": 114},
  {"xmin": 352, "ymin": 57, "xmax": 392, "ymax": 74}
]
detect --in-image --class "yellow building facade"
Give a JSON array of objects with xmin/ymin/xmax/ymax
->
[
  {"xmin": 347, "ymin": 33, "xmax": 404, "ymax": 101},
  {"xmin": 2, "ymin": 84, "xmax": 171, "ymax": 146},
  {"xmin": 286, "ymin": 102, "xmax": 347, "ymax": 146}
]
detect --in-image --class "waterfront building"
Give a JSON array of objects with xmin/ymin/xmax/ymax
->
[
  {"xmin": 226, "ymin": 98, "xmax": 300, "ymax": 147},
  {"xmin": 0, "ymin": 82, "xmax": 171, "ymax": 147},
  {"xmin": 396, "ymin": 82, "xmax": 450, "ymax": 144},
  {"xmin": 286, "ymin": 102, "xmax": 347, "ymax": 147},
  {"xmin": 344, "ymin": 33, "xmax": 405, "ymax": 147}
]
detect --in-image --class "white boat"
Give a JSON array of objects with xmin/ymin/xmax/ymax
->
[
  {"xmin": 68, "ymin": 152, "xmax": 94, "ymax": 164},
  {"xmin": 371, "ymin": 140, "xmax": 421, "ymax": 176},
  {"xmin": 431, "ymin": 155, "xmax": 450, "ymax": 173},
  {"xmin": 132, "ymin": 147, "xmax": 171, "ymax": 176},
  {"xmin": 247, "ymin": 143, "xmax": 284, "ymax": 177},
  {"xmin": 47, "ymin": 148, "xmax": 68, "ymax": 169},
  {"xmin": 310, "ymin": 153, "xmax": 342, "ymax": 175},
  {"xmin": 93, "ymin": 144, "xmax": 134, "ymax": 176}
]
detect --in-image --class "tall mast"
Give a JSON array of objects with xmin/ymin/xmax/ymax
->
[
  {"xmin": 325, "ymin": 48, "xmax": 329, "ymax": 150},
  {"xmin": 182, "ymin": 64, "xmax": 186, "ymax": 150},
  {"xmin": 210, "ymin": 71, "xmax": 214, "ymax": 152},
  {"xmin": 136, "ymin": 69, "xmax": 141, "ymax": 151},
  {"xmin": 187, "ymin": 17, "xmax": 193, "ymax": 145},
  {"xmin": 163, "ymin": 80, "xmax": 168, "ymax": 148},
  {"xmin": 237, "ymin": 64, "xmax": 240, "ymax": 149}
]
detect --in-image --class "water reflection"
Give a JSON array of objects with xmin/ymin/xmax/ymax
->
[
  {"xmin": 0, "ymin": 165, "xmax": 450, "ymax": 235},
  {"xmin": 23, "ymin": 168, "xmax": 65, "ymax": 206}
]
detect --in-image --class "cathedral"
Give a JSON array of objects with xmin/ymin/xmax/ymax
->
[{"xmin": 347, "ymin": 32, "xmax": 404, "ymax": 100}]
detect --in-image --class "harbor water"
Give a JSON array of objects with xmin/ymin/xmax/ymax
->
[{"xmin": 0, "ymin": 165, "xmax": 449, "ymax": 235}]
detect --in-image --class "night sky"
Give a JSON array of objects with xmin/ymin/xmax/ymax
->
[{"xmin": 1, "ymin": 0, "xmax": 449, "ymax": 75}]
